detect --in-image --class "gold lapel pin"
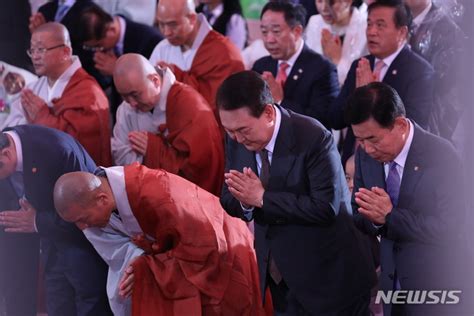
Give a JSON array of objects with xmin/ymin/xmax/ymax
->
[
  {"xmin": 298, "ymin": 68, "xmax": 303, "ymax": 73},
  {"xmin": 392, "ymin": 69, "xmax": 398, "ymax": 75},
  {"xmin": 414, "ymin": 166, "xmax": 419, "ymax": 171},
  {"xmin": 32, "ymin": 167, "xmax": 37, "ymax": 173},
  {"xmin": 293, "ymin": 75, "xmax": 299, "ymax": 80}
]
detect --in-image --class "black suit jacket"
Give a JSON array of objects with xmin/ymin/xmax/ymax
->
[
  {"xmin": 353, "ymin": 123, "xmax": 470, "ymax": 315},
  {"xmin": 220, "ymin": 107, "xmax": 375, "ymax": 314},
  {"xmin": 331, "ymin": 45, "xmax": 435, "ymax": 163},
  {"xmin": 252, "ymin": 45, "xmax": 340, "ymax": 129},
  {"xmin": 0, "ymin": 125, "xmax": 110, "ymax": 312},
  {"xmin": 122, "ymin": 16, "xmax": 163, "ymax": 58}
]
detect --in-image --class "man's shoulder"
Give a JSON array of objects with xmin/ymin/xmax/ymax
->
[
  {"xmin": 280, "ymin": 108, "xmax": 330, "ymax": 142},
  {"xmin": 199, "ymin": 30, "xmax": 242, "ymax": 58},
  {"xmin": 167, "ymin": 82, "xmax": 213, "ymax": 115},
  {"xmin": 298, "ymin": 45, "xmax": 334, "ymax": 70},
  {"xmin": 395, "ymin": 47, "xmax": 434, "ymax": 73},
  {"xmin": 252, "ymin": 55, "xmax": 275, "ymax": 71}
]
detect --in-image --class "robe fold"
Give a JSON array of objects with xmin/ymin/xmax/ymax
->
[
  {"xmin": 142, "ymin": 82, "xmax": 224, "ymax": 196},
  {"xmin": 32, "ymin": 68, "xmax": 112, "ymax": 166},
  {"xmin": 169, "ymin": 30, "xmax": 244, "ymax": 118},
  {"xmin": 124, "ymin": 164, "xmax": 266, "ymax": 316}
]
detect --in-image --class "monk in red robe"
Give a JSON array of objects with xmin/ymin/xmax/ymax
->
[
  {"xmin": 151, "ymin": 0, "xmax": 244, "ymax": 121},
  {"xmin": 53, "ymin": 163, "xmax": 268, "ymax": 316},
  {"xmin": 6, "ymin": 22, "xmax": 111, "ymax": 166},
  {"xmin": 112, "ymin": 54, "xmax": 224, "ymax": 195}
]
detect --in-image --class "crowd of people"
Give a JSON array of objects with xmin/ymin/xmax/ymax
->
[{"xmin": 0, "ymin": 0, "xmax": 472, "ymax": 315}]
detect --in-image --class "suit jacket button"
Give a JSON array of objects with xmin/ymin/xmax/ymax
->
[{"xmin": 389, "ymin": 273, "xmax": 394, "ymax": 280}]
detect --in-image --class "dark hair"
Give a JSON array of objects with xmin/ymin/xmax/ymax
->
[
  {"xmin": 216, "ymin": 71, "xmax": 273, "ymax": 118},
  {"xmin": 344, "ymin": 82, "xmax": 406, "ymax": 128},
  {"xmin": 0, "ymin": 133, "xmax": 11, "ymax": 169},
  {"xmin": 198, "ymin": 0, "xmax": 246, "ymax": 39},
  {"xmin": 261, "ymin": 1, "xmax": 307, "ymax": 28},
  {"xmin": 0, "ymin": 133, "xmax": 10, "ymax": 150},
  {"xmin": 368, "ymin": 0, "xmax": 412, "ymax": 29},
  {"xmin": 76, "ymin": 3, "xmax": 113, "ymax": 43}
]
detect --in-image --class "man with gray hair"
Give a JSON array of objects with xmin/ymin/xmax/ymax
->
[{"xmin": 5, "ymin": 22, "xmax": 112, "ymax": 166}]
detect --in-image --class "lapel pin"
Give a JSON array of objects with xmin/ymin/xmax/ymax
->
[
  {"xmin": 414, "ymin": 166, "xmax": 419, "ymax": 171},
  {"xmin": 392, "ymin": 69, "xmax": 398, "ymax": 75},
  {"xmin": 298, "ymin": 68, "xmax": 303, "ymax": 73},
  {"xmin": 293, "ymin": 75, "xmax": 299, "ymax": 80},
  {"xmin": 32, "ymin": 167, "xmax": 37, "ymax": 173}
]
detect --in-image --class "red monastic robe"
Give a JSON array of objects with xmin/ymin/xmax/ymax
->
[
  {"xmin": 124, "ymin": 164, "xmax": 267, "ymax": 315},
  {"xmin": 170, "ymin": 30, "xmax": 245, "ymax": 120},
  {"xmin": 32, "ymin": 68, "xmax": 112, "ymax": 166},
  {"xmin": 143, "ymin": 82, "xmax": 224, "ymax": 196}
]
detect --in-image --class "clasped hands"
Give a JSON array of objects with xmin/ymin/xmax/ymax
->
[
  {"xmin": 21, "ymin": 89, "xmax": 48, "ymax": 121},
  {"xmin": 356, "ymin": 58, "xmax": 378, "ymax": 88},
  {"xmin": 225, "ymin": 167, "xmax": 265, "ymax": 208},
  {"xmin": 354, "ymin": 187, "xmax": 393, "ymax": 225}
]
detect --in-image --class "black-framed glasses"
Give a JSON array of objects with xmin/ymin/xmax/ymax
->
[{"xmin": 26, "ymin": 44, "xmax": 66, "ymax": 58}]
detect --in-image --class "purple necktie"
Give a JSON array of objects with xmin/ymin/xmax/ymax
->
[{"xmin": 386, "ymin": 161, "xmax": 400, "ymax": 206}]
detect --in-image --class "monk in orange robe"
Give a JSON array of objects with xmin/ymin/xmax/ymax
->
[
  {"xmin": 6, "ymin": 22, "xmax": 111, "ymax": 166},
  {"xmin": 151, "ymin": 0, "xmax": 244, "ymax": 121},
  {"xmin": 53, "ymin": 163, "xmax": 268, "ymax": 316},
  {"xmin": 112, "ymin": 54, "xmax": 224, "ymax": 196}
]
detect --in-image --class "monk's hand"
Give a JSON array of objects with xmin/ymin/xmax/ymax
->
[
  {"xmin": 356, "ymin": 58, "xmax": 376, "ymax": 88},
  {"xmin": 128, "ymin": 131, "xmax": 148, "ymax": 156},
  {"xmin": 0, "ymin": 198, "xmax": 36, "ymax": 233},
  {"xmin": 156, "ymin": 61, "xmax": 172, "ymax": 70},
  {"xmin": 321, "ymin": 29, "xmax": 342, "ymax": 65},
  {"xmin": 21, "ymin": 89, "xmax": 47, "ymax": 122},
  {"xmin": 354, "ymin": 187, "xmax": 393, "ymax": 225},
  {"xmin": 261, "ymin": 71, "xmax": 284, "ymax": 103},
  {"xmin": 29, "ymin": 12, "xmax": 46, "ymax": 33},
  {"xmin": 132, "ymin": 233, "xmax": 156, "ymax": 253},
  {"xmin": 224, "ymin": 167, "xmax": 265, "ymax": 208},
  {"xmin": 119, "ymin": 262, "xmax": 135, "ymax": 299},
  {"xmin": 94, "ymin": 50, "xmax": 117, "ymax": 76}
]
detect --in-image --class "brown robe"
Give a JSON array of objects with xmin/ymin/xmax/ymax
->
[
  {"xmin": 143, "ymin": 82, "xmax": 224, "ymax": 196},
  {"xmin": 123, "ymin": 164, "xmax": 267, "ymax": 316},
  {"xmin": 32, "ymin": 68, "xmax": 112, "ymax": 166}
]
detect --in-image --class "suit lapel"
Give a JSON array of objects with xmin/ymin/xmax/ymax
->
[
  {"xmin": 267, "ymin": 107, "xmax": 297, "ymax": 191},
  {"xmin": 362, "ymin": 150, "xmax": 386, "ymax": 190},
  {"xmin": 283, "ymin": 46, "xmax": 307, "ymax": 95},
  {"xmin": 382, "ymin": 46, "xmax": 409, "ymax": 86},
  {"xmin": 398, "ymin": 124, "xmax": 425, "ymax": 208}
]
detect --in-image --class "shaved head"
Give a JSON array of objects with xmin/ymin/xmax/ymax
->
[
  {"xmin": 158, "ymin": 0, "xmax": 196, "ymax": 16},
  {"xmin": 34, "ymin": 22, "xmax": 71, "ymax": 48},
  {"xmin": 54, "ymin": 172, "xmax": 102, "ymax": 221},
  {"xmin": 156, "ymin": 0, "xmax": 199, "ymax": 48},
  {"xmin": 113, "ymin": 54, "xmax": 162, "ymax": 112}
]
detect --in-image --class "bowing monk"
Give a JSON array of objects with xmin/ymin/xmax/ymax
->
[
  {"xmin": 53, "ymin": 163, "xmax": 267, "ymax": 316},
  {"xmin": 112, "ymin": 53, "xmax": 224, "ymax": 195}
]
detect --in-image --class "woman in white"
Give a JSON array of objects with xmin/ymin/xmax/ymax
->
[{"xmin": 305, "ymin": 0, "xmax": 367, "ymax": 85}]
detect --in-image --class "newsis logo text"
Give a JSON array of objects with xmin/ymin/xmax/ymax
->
[{"xmin": 375, "ymin": 290, "xmax": 462, "ymax": 305}]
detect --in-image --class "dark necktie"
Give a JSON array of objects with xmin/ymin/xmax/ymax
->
[
  {"xmin": 258, "ymin": 149, "xmax": 282, "ymax": 284},
  {"xmin": 9, "ymin": 171, "xmax": 24, "ymax": 198},
  {"xmin": 386, "ymin": 161, "xmax": 400, "ymax": 206}
]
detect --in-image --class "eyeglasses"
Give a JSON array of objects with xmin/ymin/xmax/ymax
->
[
  {"xmin": 82, "ymin": 44, "xmax": 105, "ymax": 52},
  {"xmin": 26, "ymin": 44, "xmax": 66, "ymax": 58}
]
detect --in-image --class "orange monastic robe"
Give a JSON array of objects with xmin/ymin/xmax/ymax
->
[
  {"xmin": 170, "ymin": 30, "xmax": 245, "ymax": 118},
  {"xmin": 143, "ymin": 82, "xmax": 224, "ymax": 196},
  {"xmin": 123, "ymin": 164, "xmax": 267, "ymax": 316},
  {"xmin": 32, "ymin": 68, "xmax": 112, "ymax": 166}
]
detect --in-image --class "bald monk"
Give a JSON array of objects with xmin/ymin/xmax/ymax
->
[
  {"xmin": 150, "ymin": 0, "xmax": 244, "ymax": 120},
  {"xmin": 111, "ymin": 53, "xmax": 224, "ymax": 195},
  {"xmin": 54, "ymin": 163, "xmax": 267, "ymax": 316},
  {"xmin": 5, "ymin": 22, "xmax": 112, "ymax": 166}
]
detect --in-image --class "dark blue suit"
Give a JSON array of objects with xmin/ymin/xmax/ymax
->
[
  {"xmin": 252, "ymin": 45, "xmax": 340, "ymax": 129},
  {"xmin": 353, "ymin": 123, "xmax": 470, "ymax": 316},
  {"xmin": 0, "ymin": 125, "xmax": 111, "ymax": 316},
  {"xmin": 330, "ymin": 46, "xmax": 435, "ymax": 164},
  {"xmin": 220, "ymin": 107, "xmax": 375, "ymax": 314}
]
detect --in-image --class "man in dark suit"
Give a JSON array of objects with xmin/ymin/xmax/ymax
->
[
  {"xmin": 217, "ymin": 71, "xmax": 375, "ymax": 315},
  {"xmin": 346, "ymin": 82, "xmax": 470, "ymax": 316},
  {"xmin": 252, "ymin": 1, "xmax": 339, "ymax": 129},
  {"xmin": 405, "ymin": 0, "xmax": 466, "ymax": 140},
  {"xmin": 0, "ymin": 125, "xmax": 111, "ymax": 316},
  {"xmin": 330, "ymin": 0, "xmax": 434, "ymax": 164}
]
